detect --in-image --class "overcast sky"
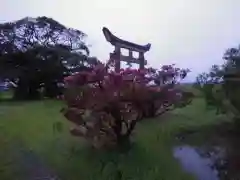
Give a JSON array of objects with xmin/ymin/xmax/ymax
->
[{"xmin": 1, "ymin": 0, "xmax": 240, "ymax": 81}]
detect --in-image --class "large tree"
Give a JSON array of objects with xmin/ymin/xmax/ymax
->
[{"xmin": 0, "ymin": 16, "xmax": 93, "ymax": 99}]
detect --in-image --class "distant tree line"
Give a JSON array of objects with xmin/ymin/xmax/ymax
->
[{"xmin": 195, "ymin": 45, "xmax": 240, "ymax": 117}]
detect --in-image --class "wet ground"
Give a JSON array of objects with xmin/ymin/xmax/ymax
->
[
  {"xmin": 174, "ymin": 122, "xmax": 240, "ymax": 180},
  {"xmin": 1, "ymin": 138, "xmax": 60, "ymax": 180},
  {"xmin": 173, "ymin": 145, "xmax": 223, "ymax": 180}
]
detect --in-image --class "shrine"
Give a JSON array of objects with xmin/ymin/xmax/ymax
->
[{"xmin": 102, "ymin": 27, "xmax": 151, "ymax": 72}]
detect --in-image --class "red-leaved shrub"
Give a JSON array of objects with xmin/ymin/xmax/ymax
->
[{"xmin": 61, "ymin": 60, "xmax": 192, "ymax": 149}]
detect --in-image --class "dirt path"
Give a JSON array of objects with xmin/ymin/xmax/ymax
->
[{"xmin": 4, "ymin": 140, "xmax": 60, "ymax": 180}]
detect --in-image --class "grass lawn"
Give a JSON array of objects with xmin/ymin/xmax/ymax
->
[{"xmin": 0, "ymin": 98, "xmax": 222, "ymax": 180}]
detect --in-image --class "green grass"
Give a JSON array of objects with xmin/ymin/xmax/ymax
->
[
  {"xmin": 0, "ymin": 90, "xmax": 13, "ymax": 100},
  {"xmin": 0, "ymin": 98, "xmax": 222, "ymax": 180}
]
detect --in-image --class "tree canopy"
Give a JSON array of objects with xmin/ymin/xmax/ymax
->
[{"xmin": 0, "ymin": 16, "xmax": 97, "ymax": 99}]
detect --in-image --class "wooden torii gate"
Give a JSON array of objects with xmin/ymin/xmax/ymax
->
[{"xmin": 102, "ymin": 27, "xmax": 151, "ymax": 72}]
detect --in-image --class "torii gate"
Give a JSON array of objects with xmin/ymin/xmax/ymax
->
[{"xmin": 102, "ymin": 27, "xmax": 151, "ymax": 72}]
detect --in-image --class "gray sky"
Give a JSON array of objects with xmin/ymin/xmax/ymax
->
[{"xmin": 1, "ymin": 0, "xmax": 240, "ymax": 81}]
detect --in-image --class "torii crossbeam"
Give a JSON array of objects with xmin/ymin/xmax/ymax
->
[{"xmin": 102, "ymin": 27, "xmax": 151, "ymax": 72}]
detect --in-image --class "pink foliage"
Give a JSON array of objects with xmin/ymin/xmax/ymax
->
[{"xmin": 61, "ymin": 59, "xmax": 192, "ymax": 148}]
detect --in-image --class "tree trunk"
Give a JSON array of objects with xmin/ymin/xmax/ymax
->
[
  {"xmin": 44, "ymin": 81, "xmax": 62, "ymax": 98},
  {"xmin": 14, "ymin": 77, "xmax": 40, "ymax": 100}
]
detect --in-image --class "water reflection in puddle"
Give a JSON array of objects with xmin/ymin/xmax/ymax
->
[{"xmin": 173, "ymin": 145, "xmax": 219, "ymax": 180}]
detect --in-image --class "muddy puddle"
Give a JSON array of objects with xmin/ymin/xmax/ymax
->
[
  {"xmin": 173, "ymin": 145, "xmax": 225, "ymax": 180},
  {"xmin": 174, "ymin": 122, "xmax": 240, "ymax": 180}
]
